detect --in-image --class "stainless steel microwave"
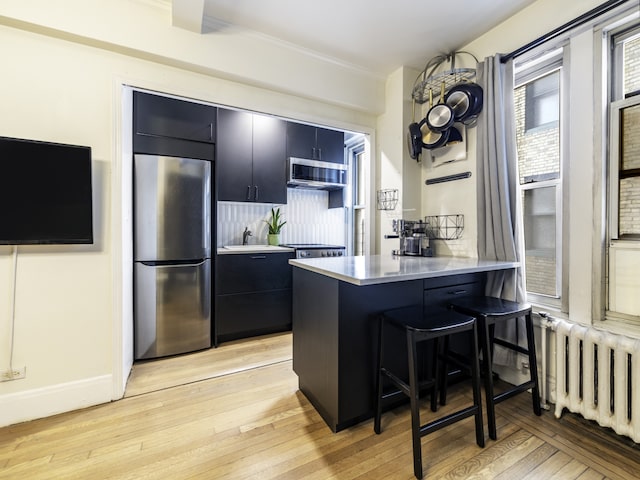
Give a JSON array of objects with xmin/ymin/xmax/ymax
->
[{"xmin": 287, "ymin": 157, "xmax": 348, "ymax": 189}]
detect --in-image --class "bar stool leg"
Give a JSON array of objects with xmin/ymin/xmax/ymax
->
[
  {"xmin": 469, "ymin": 324, "xmax": 485, "ymax": 448},
  {"xmin": 407, "ymin": 330, "xmax": 424, "ymax": 480},
  {"xmin": 374, "ymin": 315, "xmax": 384, "ymax": 435},
  {"xmin": 480, "ymin": 317, "xmax": 498, "ymax": 440},
  {"xmin": 431, "ymin": 337, "xmax": 441, "ymax": 412},
  {"xmin": 438, "ymin": 335, "xmax": 450, "ymax": 407},
  {"xmin": 525, "ymin": 312, "xmax": 542, "ymax": 416}
]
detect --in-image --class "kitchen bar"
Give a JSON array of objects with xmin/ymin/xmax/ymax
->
[{"xmin": 290, "ymin": 255, "xmax": 519, "ymax": 432}]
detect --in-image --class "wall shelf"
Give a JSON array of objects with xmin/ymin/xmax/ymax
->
[
  {"xmin": 376, "ymin": 189, "xmax": 398, "ymax": 210},
  {"xmin": 424, "ymin": 214, "xmax": 464, "ymax": 240}
]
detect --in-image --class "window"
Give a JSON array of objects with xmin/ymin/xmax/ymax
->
[
  {"xmin": 345, "ymin": 134, "xmax": 367, "ymax": 256},
  {"xmin": 525, "ymin": 72, "xmax": 560, "ymax": 131},
  {"xmin": 515, "ymin": 51, "xmax": 565, "ymax": 308},
  {"xmin": 353, "ymin": 149, "xmax": 366, "ymax": 255},
  {"xmin": 608, "ymin": 20, "xmax": 640, "ymax": 319},
  {"xmin": 610, "ymin": 28, "xmax": 640, "ymax": 239}
]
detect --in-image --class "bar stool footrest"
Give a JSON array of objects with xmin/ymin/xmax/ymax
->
[
  {"xmin": 381, "ymin": 368, "xmax": 436, "ymax": 400},
  {"xmin": 493, "ymin": 380, "xmax": 536, "ymax": 405},
  {"xmin": 419, "ymin": 405, "xmax": 481, "ymax": 438},
  {"xmin": 493, "ymin": 337, "xmax": 530, "ymax": 356}
]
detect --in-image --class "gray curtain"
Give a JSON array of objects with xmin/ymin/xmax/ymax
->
[{"xmin": 476, "ymin": 55, "xmax": 527, "ymax": 366}]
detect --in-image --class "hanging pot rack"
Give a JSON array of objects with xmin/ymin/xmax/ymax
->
[{"xmin": 412, "ymin": 51, "xmax": 479, "ymax": 104}]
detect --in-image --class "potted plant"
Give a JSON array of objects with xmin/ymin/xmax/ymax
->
[{"xmin": 264, "ymin": 207, "xmax": 286, "ymax": 246}]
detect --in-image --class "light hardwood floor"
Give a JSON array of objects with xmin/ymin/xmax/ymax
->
[{"xmin": 2, "ymin": 332, "xmax": 640, "ymax": 479}]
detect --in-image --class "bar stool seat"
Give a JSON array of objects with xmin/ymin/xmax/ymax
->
[
  {"xmin": 373, "ymin": 305, "xmax": 484, "ymax": 480},
  {"xmin": 449, "ymin": 296, "xmax": 542, "ymax": 440}
]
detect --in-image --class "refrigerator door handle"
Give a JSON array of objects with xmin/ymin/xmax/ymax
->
[{"xmin": 140, "ymin": 260, "xmax": 208, "ymax": 268}]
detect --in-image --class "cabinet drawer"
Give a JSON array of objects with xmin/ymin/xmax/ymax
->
[
  {"xmin": 423, "ymin": 274, "xmax": 484, "ymax": 308},
  {"xmin": 216, "ymin": 253, "xmax": 294, "ymax": 294}
]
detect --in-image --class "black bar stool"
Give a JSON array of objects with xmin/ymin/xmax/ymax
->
[
  {"xmin": 373, "ymin": 305, "xmax": 484, "ymax": 480},
  {"xmin": 449, "ymin": 296, "xmax": 542, "ymax": 440}
]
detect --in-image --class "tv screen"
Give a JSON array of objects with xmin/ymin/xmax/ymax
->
[{"xmin": 0, "ymin": 136, "xmax": 93, "ymax": 245}]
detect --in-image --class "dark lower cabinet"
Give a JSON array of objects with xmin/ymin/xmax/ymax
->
[
  {"xmin": 292, "ymin": 269, "xmax": 485, "ymax": 432},
  {"xmin": 215, "ymin": 252, "xmax": 294, "ymax": 345},
  {"xmin": 216, "ymin": 290, "xmax": 292, "ymax": 339}
]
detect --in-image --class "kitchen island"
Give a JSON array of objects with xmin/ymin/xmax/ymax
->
[{"xmin": 289, "ymin": 255, "xmax": 519, "ymax": 432}]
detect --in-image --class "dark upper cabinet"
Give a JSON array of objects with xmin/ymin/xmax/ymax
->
[
  {"xmin": 252, "ymin": 114, "xmax": 287, "ymax": 203},
  {"xmin": 316, "ymin": 128, "xmax": 345, "ymax": 164},
  {"xmin": 217, "ymin": 109, "xmax": 253, "ymax": 201},
  {"xmin": 134, "ymin": 91, "xmax": 216, "ymax": 143},
  {"xmin": 217, "ymin": 108, "xmax": 287, "ymax": 204},
  {"xmin": 287, "ymin": 123, "xmax": 345, "ymax": 164}
]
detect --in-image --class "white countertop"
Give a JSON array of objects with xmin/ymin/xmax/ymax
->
[
  {"xmin": 289, "ymin": 255, "xmax": 519, "ymax": 286},
  {"xmin": 217, "ymin": 245, "xmax": 295, "ymax": 255}
]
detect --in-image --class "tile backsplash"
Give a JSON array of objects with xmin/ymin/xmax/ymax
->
[{"xmin": 217, "ymin": 188, "xmax": 347, "ymax": 247}]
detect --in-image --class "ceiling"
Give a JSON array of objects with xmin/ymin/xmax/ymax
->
[{"xmin": 172, "ymin": 0, "xmax": 537, "ymax": 77}]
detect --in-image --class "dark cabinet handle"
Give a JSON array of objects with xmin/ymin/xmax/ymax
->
[
  {"xmin": 250, "ymin": 255, "xmax": 267, "ymax": 259},
  {"xmin": 209, "ymin": 123, "xmax": 213, "ymax": 141},
  {"xmin": 448, "ymin": 289, "xmax": 468, "ymax": 295},
  {"xmin": 312, "ymin": 147, "xmax": 316, "ymax": 159},
  {"xmin": 254, "ymin": 185, "xmax": 259, "ymax": 201},
  {"xmin": 246, "ymin": 186, "xmax": 252, "ymax": 201},
  {"xmin": 318, "ymin": 147, "xmax": 322, "ymax": 160}
]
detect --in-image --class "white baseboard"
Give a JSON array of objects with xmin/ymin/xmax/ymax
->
[{"xmin": 0, "ymin": 375, "xmax": 113, "ymax": 428}]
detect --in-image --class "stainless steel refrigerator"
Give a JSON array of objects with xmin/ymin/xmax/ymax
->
[{"xmin": 133, "ymin": 154, "xmax": 212, "ymax": 360}]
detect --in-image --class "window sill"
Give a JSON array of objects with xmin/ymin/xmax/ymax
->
[{"xmin": 596, "ymin": 313, "xmax": 640, "ymax": 339}]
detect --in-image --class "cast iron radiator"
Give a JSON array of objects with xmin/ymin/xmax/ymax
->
[{"xmin": 554, "ymin": 319, "xmax": 640, "ymax": 442}]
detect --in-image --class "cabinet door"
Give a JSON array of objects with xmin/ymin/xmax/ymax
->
[
  {"xmin": 215, "ymin": 252, "xmax": 294, "ymax": 343},
  {"xmin": 217, "ymin": 109, "xmax": 254, "ymax": 202},
  {"xmin": 134, "ymin": 91, "xmax": 216, "ymax": 143},
  {"xmin": 252, "ymin": 114, "xmax": 287, "ymax": 204},
  {"xmin": 216, "ymin": 253, "xmax": 294, "ymax": 295},
  {"xmin": 316, "ymin": 128, "xmax": 345, "ymax": 163},
  {"xmin": 216, "ymin": 289, "xmax": 292, "ymax": 340},
  {"xmin": 286, "ymin": 122, "xmax": 317, "ymax": 159}
]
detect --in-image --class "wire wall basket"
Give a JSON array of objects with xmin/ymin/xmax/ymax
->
[
  {"xmin": 424, "ymin": 214, "xmax": 464, "ymax": 240},
  {"xmin": 376, "ymin": 189, "xmax": 398, "ymax": 210}
]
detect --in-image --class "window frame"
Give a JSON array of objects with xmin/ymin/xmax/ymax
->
[
  {"xmin": 609, "ymin": 93, "xmax": 640, "ymax": 240},
  {"xmin": 609, "ymin": 22, "xmax": 640, "ymax": 241},
  {"xmin": 345, "ymin": 135, "xmax": 366, "ymax": 256},
  {"xmin": 514, "ymin": 48, "xmax": 569, "ymax": 312}
]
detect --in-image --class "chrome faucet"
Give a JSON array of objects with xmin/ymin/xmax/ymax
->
[{"xmin": 242, "ymin": 226, "xmax": 252, "ymax": 245}]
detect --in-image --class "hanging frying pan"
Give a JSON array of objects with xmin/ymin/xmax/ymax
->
[
  {"xmin": 407, "ymin": 99, "xmax": 424, "ymax": 161},
  {"xmin": 445, "ymin": 124, "xmax": 463, "ymax": 145},
  {"xmin": 422, "ymin": 88, "xmax": 449, "ymax": 149},
  {"xmin": 421, "ymin": 119, "xmax": 449, "ymax": 149},
  {"xmin": 426, "ymin": 82, "xmax": 454, "ymax": 132},
  {"xmin": 445, "ymin": 82, "xmax": 483, "ymax": 123}
]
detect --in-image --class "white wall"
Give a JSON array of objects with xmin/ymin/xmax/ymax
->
[
  {"xmin": 0, "ymin": 1, "xmax": 377, "ymax": 427},
  {"xmin": 374, "ymin": 66, "xmax": 421, "ymax": 255}
]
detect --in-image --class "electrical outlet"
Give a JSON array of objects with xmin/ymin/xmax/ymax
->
[{"xmin": 0, "ymin": 366, "xmax": 26, "ymax": 382}]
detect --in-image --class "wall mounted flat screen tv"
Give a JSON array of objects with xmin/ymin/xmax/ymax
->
[{"xmin": 0, "ymin": 136, "xmax": 93, "ymax": 245}]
